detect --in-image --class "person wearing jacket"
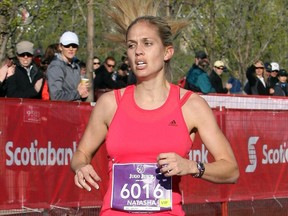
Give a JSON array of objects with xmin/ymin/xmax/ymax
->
[
  {"xmin": 245, "ymin": 60, "xmax": 269, "ymax": 95},
  {"xmin": 5, "ymin": 41, "xmax": 44, "ymax": 99},
  {"xmin": 185, "ymin": 50, "xmax": 215, "ymax": 94},
  {"xmin": 47, "ymin": 31, "xmax": 89, "ymax": 101},
  {"xmin": 93, "ymin": 56, "xmax": 126, "ymax": 101},
  {"xmin": 0, "ymin": 57, "xmax": 16, "ymax": 97},
  {"xmin": 273, "ymin": 69, "xmax": 288, "ymax": 96},
  {"xmin": 210, "ymin": 60, "xmax": 232, "ymax": 94}
]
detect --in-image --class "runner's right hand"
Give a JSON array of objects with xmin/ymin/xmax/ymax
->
[{"xmin": 74, "ymin": 164, "xmax": 101, "ymax": 191}]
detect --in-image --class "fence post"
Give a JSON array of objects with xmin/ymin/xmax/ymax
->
[{"xmin": 221, "ymin": 201, "xmax": 228, "ymax": 216}]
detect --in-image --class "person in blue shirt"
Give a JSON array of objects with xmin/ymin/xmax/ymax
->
[
  {"xmin": 228, "ymin": 71, "xmax": 243, "ymax": 94},
  {"xmin": 185, "ymin": 50, "xmax": 215, "ymax": 94}
]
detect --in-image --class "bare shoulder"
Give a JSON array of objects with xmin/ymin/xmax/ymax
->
[
  {"xmin": 179, "ymin": 89, "xmax": 210, "ymax": 111},
  {"xmin": 93, "ymin": 88, "xmax": 126, "ymax": 125},
  {"xmin": 180, "ymin": 89, "xmax": 214, "ymax": 130}
]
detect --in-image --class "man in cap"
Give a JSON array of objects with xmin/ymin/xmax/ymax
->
[
  {"xmin": 267, "ymin": 62, "xmax": 280, "ymax": 95},
  {"xmin": 5, "ymin": 40, "xmax": 44, "ymax": 98},
  {"xmin": 47, "ymin": 31, "xmax": 89, "ymax": 101},
  {"xmin": 210, "ymin": 60, "xmax": 232, "ymax": 94},
  {"xmin": 185, "ymin": 50, "xmax": 215, "ymax": 94}
]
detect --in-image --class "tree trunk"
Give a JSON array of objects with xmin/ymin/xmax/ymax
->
[
  {"xmin": 86, "ymin": 0, "xmax": 95, "ymax": 102},
  {"xmin": 0, "ymin": 15, "xmax": 8, "ymax": 61}
]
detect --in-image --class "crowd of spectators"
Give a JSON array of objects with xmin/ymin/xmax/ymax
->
[
  {"xmin": 183, "ymin": 50, "xmax": 287, "ymax": 97},
  {"xmin": 0, "ymin": 41, "xmax": 287, "ymax": 101}
]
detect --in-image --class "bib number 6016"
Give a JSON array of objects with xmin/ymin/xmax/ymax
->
[{"xmin": 120, "ymin": 183, "xmax": 164, "ymax": 199}]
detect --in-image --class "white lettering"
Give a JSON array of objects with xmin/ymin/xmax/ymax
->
[
  {"xmin": 127, "ymin": 199, "xmax": 157, "ymax": 206},
  {"xmin": 141, "ymin": 174, "xmax": 154, "ymax": 180},
  {"xmin": 5, "ymin": 140, "xmax": 77, "ymax": 166},
  {"xmin": 5, "ymin": 141, "xmax": 13, "ymax": 166},
  {"xmin": 188, "ymin": 144, "xmax": 208, "ymax": 163},
  {"xmin": 262, "ymin": 142, "xmax": 288, "ymax": 164},
  {"xmin": 129, "ymin": 174, "xmax": 141, "ymax": 179}
]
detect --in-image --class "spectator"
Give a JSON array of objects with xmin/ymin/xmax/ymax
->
[
  {"xmin": 41, "ymin": 43, "xmax": 61, "ymax": 100},
  {"xmin": 264, "ymin": 62, "xmax": 272, "ymax": 81},
  {"xmin": 0, "ymin": 58, "xmax": 16, "ymax": 97},
  {"xmin": 116, "ymin": 63, "xmax": 129, "ymax": 86},
  {"xmin": 41, "ymin": 43, "xmax": 60, "ymax": 70},
  {"xmin": 228, "ymin": 71, "xmax": 242, "ymax": 94},
  {"xmin": 93, "ymin": 56, "xmax": 101, "ymax": 71},
  {"xmin": 47, "ymin": 31, "xmax": 89, "ymax": 101},
  {"xmin": 92, "ymin": 56, "xmax": 101, "ymax": 79},
  {"xmin": 273, "ymin": 69, "xmax": 288, "ymax": 96},
  {"xmin": 185, "ymin": 50, "xmax": 215, "ymax": 94},
  {"xmin": 33, "ymin": 48, "xmax": 43, "ymax": 68},
  {"xmin": 78, "ymin": 61, "xmax": 87, "ymax": 77},
  {"xmin": 245, "ymin": 60, "xmax": 269, "ymax": 95},
  {"xmin": 93, "ymin": 56, "xmax": 125, "ymax": 101},
  {"xmin": 210, "ymin": 60, "xmax": 232, "ymax": 94},
  {"xmin": 5, "ymin": 41, "xmax": 44, "ymax": 99},
  {"xmin": 121, "ymin": 55, "xmax": 136, "ymax": 85},
  {"xmin": 267, "ymin": 62, "xmax": 280, "ymax": 95}
]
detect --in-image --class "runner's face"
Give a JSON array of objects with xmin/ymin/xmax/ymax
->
[{"xmin": 126, "ymin": 21, "xmax": 171, "ymax": 80}]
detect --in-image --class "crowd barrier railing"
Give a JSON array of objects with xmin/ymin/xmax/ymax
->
[{"xmin": 0, "ymin": 94, "xmax": 287, "ymax": 215}]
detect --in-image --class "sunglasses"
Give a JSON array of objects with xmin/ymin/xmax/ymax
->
[
  {"xmin": 106, "ymin": 63, "xmax": 115, "ymax": 68},
  {"xmin": 216, "ymin": 67, "xmax": 224, "ymax": 70},
  {"xmin": 62, "ymin": 44, "xmax": 78, "ymax": 49},
  {"xmin": 94, "ymin": 62, "xmax": 100, "ymax": 65},
  {"xmin": 255, "ymin": 67, "xmax": 264, "ymax": 69},
  {"xmin": 18, "ymin": 53, "xmax": 33, "ymax": 58}
]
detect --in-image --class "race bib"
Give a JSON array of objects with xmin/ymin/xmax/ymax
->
[{"xmin": 111, "ymin": 163, "xmax": 172, "ymax": 212}]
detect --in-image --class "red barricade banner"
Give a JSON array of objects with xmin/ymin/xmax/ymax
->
[{"xmin": 0, "ymin": 97, "xmax": 287, "ymax": 210}]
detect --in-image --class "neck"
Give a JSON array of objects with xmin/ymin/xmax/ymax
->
[
  {"xmin": 61, "ymin": 54, "xmax": 73, "ymax": 64},
  {"xmin": 134, "ymin": 81, "xmax": 170, "ymax": 109}
]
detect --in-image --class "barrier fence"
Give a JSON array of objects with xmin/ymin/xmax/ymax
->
[{"xmin": 0, "ymin": 94, "xmax": 287, "ymax": 215}]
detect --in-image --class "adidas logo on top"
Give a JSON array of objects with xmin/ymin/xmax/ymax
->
[{"xmin": 169, "ymin": 120, "xmax": 177, "ymax": 126}]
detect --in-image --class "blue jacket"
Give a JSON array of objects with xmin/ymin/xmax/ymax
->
[
  {"xmin": 186, "ymin": 64, "xmax": 215, "ymax": 94},
  {"xmin": 228, "ymin": 76, "xmax": 242, "ymax": 93}
]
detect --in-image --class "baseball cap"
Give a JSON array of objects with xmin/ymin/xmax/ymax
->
[
  {"xmin": 16, "ymin": 41, "xmax": 34, "ymax": 55},
  {"xmin": 270, "ymin": 62, "xmax": 279, "ymax": 71},
  {"xmin": 278, "ymin": 69, "xmax": 287, "ymax": 77},
  {"xmin": 195, "ymin": 50, "xmax": 208, "ymax": 59},
  {"xmin": 59, "ymin": 31, "xmax": 79, "ymax": 46},
  {"xmin": 264, "ymin": 62, "xmax": 272, "ymax": 72},
  {"xmin": 214, "ymin": 60, "xmax": 225, "ymax": 67}
]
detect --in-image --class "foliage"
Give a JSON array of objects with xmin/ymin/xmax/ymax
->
[{"xmin": 0, "ymin": 0, "xmax": 287, "ymax": 84}]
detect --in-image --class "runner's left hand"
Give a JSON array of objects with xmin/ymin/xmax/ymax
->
[{"xmin": 157, "ymin": 152, "xmax": 196, "ymax": 177}]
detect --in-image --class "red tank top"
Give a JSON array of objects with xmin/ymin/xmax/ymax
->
[{"xmin": 100, "ymin": 84, "xmax": 193, "ymax": 216}]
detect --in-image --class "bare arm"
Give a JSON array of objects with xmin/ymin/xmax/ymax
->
[
  {"xmin": 158, "ymin": 92, "xmax": 239, "ymax": 183},
  {"xmin": 70, "ymin": 91, "xmax": 117, "ymax": 191}
]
